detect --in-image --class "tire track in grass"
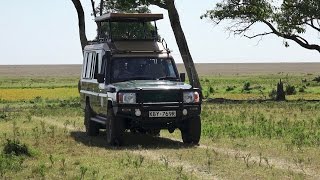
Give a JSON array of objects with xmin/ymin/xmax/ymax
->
[
  {"xmin": 168, "ymin": 137, "xmax": 319, "ymax": 179},
  {"xmin": 37, "ymin": 117, "xmax": 220, "ymax": 180}
]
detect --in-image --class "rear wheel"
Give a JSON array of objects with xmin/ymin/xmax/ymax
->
[
  {"xmin": 106, "ymin": 109, "xmax": 125, "ymax": 146},
  {"xmin": 84, "ymin": 103, "xmax": 99, "ymax": 136},
  {"xmin": 181, "ymin": 116, "xmax": 201, "ymax": 145}
]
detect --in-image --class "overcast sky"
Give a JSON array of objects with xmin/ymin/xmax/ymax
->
[{"xmin": 0, "ymin": 0, "xmax": 319, "ymax": 65}]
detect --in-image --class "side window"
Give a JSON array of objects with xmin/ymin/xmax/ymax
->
[
  {"xmin": 94, "ymin": 53, "xmax": 99, "ymax": 79},
  {"xmin": 90, "ymin": 52, "xmax": 96, "ymax": 79},
  {"xmin": 82, "ymin": 53, "xmax": 89, "ymax": 78},
  {"xmin": 85, "ymin": 52, "xmax": 93, "ymax": 79}
]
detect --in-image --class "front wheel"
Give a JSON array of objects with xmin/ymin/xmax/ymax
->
[
  {"xmin": 106, "ymin": 109, "xmax": 125, "ymax": 146},
  {"xmin": 181, "ymin": 116, "xmax": 201, "ymax": 145},
  {"xmin": 84, "ymin": 103, "xmax": 99, "ymax": 136}
]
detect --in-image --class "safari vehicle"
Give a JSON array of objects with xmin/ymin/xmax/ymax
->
[{"xmin": 79, "ymin": 13, "xmax": 202, "ymax": 146}]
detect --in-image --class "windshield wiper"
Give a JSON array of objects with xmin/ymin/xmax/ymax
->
[
  {"xmin": 126, "ymin": 76, "xmax": 154, "ymax": 81},
  {"xmin": 157, "ymin": 76, "xmax": 179, "ymax": 81}
]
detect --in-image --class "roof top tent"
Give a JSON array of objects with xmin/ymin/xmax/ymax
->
[{"xmin": 95, "ymin": 13, "xmax": 164, "ymax": 42}]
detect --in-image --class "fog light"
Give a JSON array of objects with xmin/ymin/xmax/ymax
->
[
  {"xmin": 135, "ymin": 109, "xmax": 141, "ymax": 117},
  {"xmin": 182, "ymin": 109, "xmax": 188, "ymax": 116}
]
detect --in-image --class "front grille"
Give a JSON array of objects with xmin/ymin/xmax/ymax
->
[{"xmin": 137, "ymin": 90, "xmax": 181, "ymax": 103}]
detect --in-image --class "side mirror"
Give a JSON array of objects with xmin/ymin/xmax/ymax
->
[
  {"xmin": 180, "ymin": 73, "xmax": 186, "ymax": 82},
  {"xmin": 97, "ymin": 73, "xmax": 104, "ymax": 83}
]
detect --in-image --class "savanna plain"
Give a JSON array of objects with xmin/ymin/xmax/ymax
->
[{"xmin": 0, "ymin": 63, "xmax": 320, "ymax": 179}]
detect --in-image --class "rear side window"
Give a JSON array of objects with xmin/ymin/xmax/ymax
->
[
  {"xmin": 82, "ymin": 53, "xmax": 89, "ymax": 78},
  {"xmin": 94, "ymin": 53, "xmax": 99, "ymax": 79}
]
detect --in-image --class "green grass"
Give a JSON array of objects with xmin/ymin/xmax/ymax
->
[
  {"xmin": 200, "ymin": 74, "xmax": 320, "ymax": 100},
  {"xmin": 0, "ymin": 74, "xmax": 320, "ymax": 179}
]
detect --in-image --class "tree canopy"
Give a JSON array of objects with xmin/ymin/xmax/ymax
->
[{"xmin": 202, "ymin": 0, "xmax": 320, "ymax": 53}]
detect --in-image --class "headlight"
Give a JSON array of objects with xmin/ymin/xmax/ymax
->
[
  {"xmin": 183, "ymin": 91, "xmax": 200, "ymax": 103},
  {"xmin": 118, "ymin": 93, "xmax": 136, "ymax": 104}
]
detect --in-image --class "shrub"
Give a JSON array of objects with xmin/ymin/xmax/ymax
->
[
  {"xmin": 269, "ymin": 89, "xmax": 277, "ymax": 100},
  {"xmin": 0, "ymin": 112, "xmax": 7, "ymax": 120},
  {"xmin": 312, "ymin": 76, "xmax": 320, "ymax": 83},
  {"xmin": 3, "ymin": 139, "xmax": 31, "ymax": 157},
  {"xmin": 226, "ymin": 86, "xmax": 234, "ymax": 92},
  {"xmin": 209, "ymin": 86, "xmax": 214, "ymax": 94},
  {"xmin": 285, "ymin": 84, "xmax": 296, "ymax": 95},
  {"xmin": 242, "ymin": 81, "xmax": 251, "ymax": 91},
  {"xmin": 298, "ymin": 87, "xmax": 305, "ymax": 93}
]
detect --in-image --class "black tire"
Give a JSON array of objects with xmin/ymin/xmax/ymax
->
[
  {"xmin": 106, "ymin": 109, "xmax": 125, "ymax": 146},
  {"xmin": 181, "ymin": 116, "xmax": 201, "ymax": 145},
  {"xmin": 84, "ymin": 103, "xmax": 99, "ymax": 136}
]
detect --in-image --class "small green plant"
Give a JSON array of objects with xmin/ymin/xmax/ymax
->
[
  {"xmin": 133, "ymin": 154, "xmax": 144, "ymax": 169},
  {"xmin": 79, "ymin": 166, "xmax": 88, "ymax": 180},
  {"xmin": 32, "ymin": 127, "xmax": 40, "ymax": 146},
  {"xmin": 0, "ymin": 112, "xmax": 7, "ymax": 120},
  {"xmin": 298, "ymin": 86, "xmax": 305, "ymax": 93},
  {"xmin": 268, "ymin": 89, "xmax": 277, "ymax": 100},
  {"xmin": 160, "ymin": 155, "xmax": 169, "ymax": 169},
  {"xmin": 242, "ymin": 81, "xmax": 251, "ymax": 91},
  {"xmin": 285, "ymin": 84, "xmax": 296, "ymax": 95},
  {"xmin": 209, "ymin": 86, "xmax": 214, "ymax": 94},
  {"xmin": 3, "ymin": 139, "xmax": 31, "ymax": 157},
  {"xmin": 32, "ymin": 164, "xmax": 47, "ymax": 178},
  {"xmin": 312, "ymin": 75, "xmax": 320, "ymax": 83},
  {"xmin": 226, "ymin": 86, "xmax": 235, "ymax": 92}
]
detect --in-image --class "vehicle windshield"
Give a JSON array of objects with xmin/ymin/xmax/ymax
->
[{"xmin": 111, "ymin": 58, "xmax": 179, "ymax": 83}]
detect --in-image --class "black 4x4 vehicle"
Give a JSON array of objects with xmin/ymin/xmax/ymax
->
[{"xmin": 79, "ymin": 13, "xmax": 202, "ymax": 146}]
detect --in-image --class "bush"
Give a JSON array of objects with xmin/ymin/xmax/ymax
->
[
  {"xmin": 269, "ymin": 89, "xmax": 277, "ymax": 100},
  {"xmin": 0, "ymin": 112, "xmax": 7, "ymax": 120},
  {"xmin": 312, "ymin": 76, "xmax": 320, "ymax": 83},
  {"xmin": 3, "ymin": 139, "xmax": 31, "ymax": 157},
  {"xmin": 298, "ymin": 87, "xmax": 305, "ymax": 93},
  {"xmin": 242, "ymin": 81, "xmax": 251, "ymax": 91},
  {"xmin": 209, "ymin": 86, "xmax": 214, "ymax": 94},
  {"xmin": 226, "ymin": 86, "xmax": 235, "ymax": 92},
  {"xmin": 285, "ymin": 84, "xmax": 296, "ymax": 95}
]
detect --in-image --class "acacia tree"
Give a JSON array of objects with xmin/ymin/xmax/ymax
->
[{"xmin": 202, "ymin": 0, "xmax": 320, "ymax": 53}]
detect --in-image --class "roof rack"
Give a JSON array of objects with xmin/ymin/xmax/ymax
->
[{"xmin": 95, "ymin": 13, "xmax": 163, "ymax": 22}]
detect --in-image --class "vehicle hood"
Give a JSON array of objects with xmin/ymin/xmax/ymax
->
[{"xmin": 112, "ymin": 80, "xmax": 192, "ymax": 90}]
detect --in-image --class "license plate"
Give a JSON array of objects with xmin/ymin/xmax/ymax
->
[{"xmin": 149, "ymin": 111, "xmax": 176, "ymax": 117}]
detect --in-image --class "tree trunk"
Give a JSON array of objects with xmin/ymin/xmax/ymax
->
[
  {"xmin": 165, "ymin": 0, "xmax": 201, "ymax": 89},
  {"xmin": 71, "ymin": 0, "xmax": 88, "ymax": 51}
]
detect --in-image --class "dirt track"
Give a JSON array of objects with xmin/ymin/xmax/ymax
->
[{"xmin": 1, "ymin": 63, "xmax": 319, "ymax": 77}]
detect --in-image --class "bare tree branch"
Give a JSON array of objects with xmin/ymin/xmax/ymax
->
[
  {"xmin": 307, "ymin": 20, "xmax": 320, "ymax": 32},
  {"xmin": 91, "ymin": 0, "xmax": 97, "ymax": 17},
  {"xmin": 244, "ymin": 32, "xmax": 273, "ymax": 39},
  {"xmin": 262, "ymin": 20, "xmax": 320, "ymax": 53}
]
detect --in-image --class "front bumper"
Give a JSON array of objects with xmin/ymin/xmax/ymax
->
[{"xmin": 115, "ymin": 103, "xmax": 201, "ymax": 129}]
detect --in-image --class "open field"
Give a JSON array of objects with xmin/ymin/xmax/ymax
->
[
  {"xmin": 1, "ymin": 63, "xmax": 320, "ymax": 77},
  {"xmin": 0, "ymin": 63, "xmax": 320, "ymax": 179}
]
